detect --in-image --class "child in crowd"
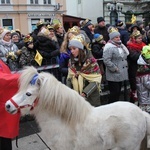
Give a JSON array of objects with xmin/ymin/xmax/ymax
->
[
  {"xmin": 66, "ymin": 35, "xmax": 102, "ymax": 106},
  {"xmin": 136, "ymin": 45, "xmax": 150, "ymax": 113}
]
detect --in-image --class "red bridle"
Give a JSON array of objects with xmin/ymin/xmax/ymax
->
[{"xmin": 10, "ymin": 98, "xmax": 38, "ymax": 113}]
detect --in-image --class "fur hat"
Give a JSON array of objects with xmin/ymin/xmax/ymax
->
[
  {"xmin": 142, "ymin": 45, "xmax": 150, "ymax": 60},
  {"xmin": 1, "ymin": 29, "xmax": 11, "ymax": 39},
  {"xmin": 94, "ymin": 33, "xmax": 103, "ymax": 42},
  {"xmin": 68, "ymin": 35, "xmax": 84, "ymax": 50},
  {"xmin": 108, "ymin": 26, "xmax": 120, "ymax": 40},
  {"xmin": 97, "ymin": 17, "xmax": 105, "ymax": 24}
]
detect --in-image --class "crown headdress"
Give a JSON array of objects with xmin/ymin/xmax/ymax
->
[
  {"xmin": 68, "ymin": 26, "xmax": 80, "ymax": 35},
  {"xmin": 108, "ymin": 26, "xmax": 118, "ymax": 34},
  {"xmin": 132, "ymin": 30, "xmax": 141, "ymax": 37},
  {"xmin": 23, "ymin": 35, "xmax": 33, "ymax": 43},
  {"xmin": 36, "ymin": 20, "xmax": 45, "ymax": 27}
]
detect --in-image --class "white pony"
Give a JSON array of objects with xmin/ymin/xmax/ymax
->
[{"xmin": 5, "ymin": 66, "xmax": 150, "ymax": 150}]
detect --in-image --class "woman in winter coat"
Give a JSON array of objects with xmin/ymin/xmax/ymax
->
[
  {"xmin": 103, "ymin": 27, "xmax": 129, "ymax": 103},
  {"xmin": 0, "ymin": 29, "xmax": 21, "ymax": 71},
  {"xmin": 127, "ymin": 30, "xmax": 146, "ymax": 103},
  {"xmin": 0, "ymin": 59, "xmax": 20, "ymax": 150},
  {"xmin": 136, "ymin": 45, "xmax": 150, "ymax": 113},
  {"xmin": 66, "ymin": 35, "xmax": 102, "ymax": 106}
]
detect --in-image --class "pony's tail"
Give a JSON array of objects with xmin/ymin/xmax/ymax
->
[{"xmin": 143, "ymin": 111, "xmax": 150, "ymax": 135}]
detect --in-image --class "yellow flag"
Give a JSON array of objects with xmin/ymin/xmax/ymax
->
[{"xmin": 34, "ymin": 50, "xmax": 43, "ymax": 66}]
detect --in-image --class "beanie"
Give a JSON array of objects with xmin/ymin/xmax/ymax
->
[
  {"xmin": 1, "ymin": 29, "xmax": 11, "ymax": 39},
  {"xmin": 97, "ymin": 17, "xmax": 105, "ymax": 24},
  {"xmin": 68, "ymin": 35, "xmax": 84, "ymax": 50},
  {"xmin": 68, "ymin": 39, "xmax": 84, "ymax": 50},
  {"xmin": 108, "ymin": 26, "xmax": 120, "ymax": 40},
  {"xmin": 94, "ymin": 33, "xmax": 103, "ymax": 42},
  {"xmin": 11, "ymin": 32, "xmax": 19, "ymax": 38},
  {"xmin": 142, "ymin": 45, "xmax": 150, "ymax": 60}
]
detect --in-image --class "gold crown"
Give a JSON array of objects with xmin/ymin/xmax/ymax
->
[
  {"xmin": 53, "ymin": 23, "xmax": 62, "ymax": 30},
  {"xmin": 68, "ymin": 26, "xmax": 80, "ymax": 35},
  {"xmin": 46, "ymin": 25, "xmax": 54, "ymax": 30},
  {"xmin": 40, "ymin": 28, "xmax": 50, "ymax": 36},
  {"xmin": 71, "ymin": 34, "xmax": 85, "ymax": 44},
  {"xmin": 23, "ymin": 35, "xmax": 33, "ymax": 43},
  {"xmin": 132, "ymin": 30, "xmax": 141, "ymax": 37},
  {"xmin": 108, "ymin": 26, "xmax": 118, "ymax": 33},
  {"xmin": 36, "ymin": 20, "xmax": 44, "ymax": 27}
]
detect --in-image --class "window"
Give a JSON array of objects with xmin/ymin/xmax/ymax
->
[
  {"xmin": 1, "ymin": 0, "xmax": 10, "ymax": 4},
  {"xmin": 30, "ymin": 0, "xmax": 38, "ymax": 4},
  {"xmin": 43, "ymin": 0, "xmax": 51, "ymax": 4},
  {"xmin": 2, "ymin": 19, "xmax": 13, "ymax": 30},
  {"xmin": 31, "ymin": 19, "xmax": 40, "ymax": 31}
]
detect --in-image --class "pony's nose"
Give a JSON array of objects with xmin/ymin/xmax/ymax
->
[
  {"xmin": 26, "ymin": 92, "xmax": 31, "ymax": 96},
  {"xmin": 6, "ymin": 104, "xmax": 11, "ymax": 109}
]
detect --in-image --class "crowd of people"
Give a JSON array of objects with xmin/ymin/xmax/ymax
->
[{"xmin": 0, "ymin": 16, "xmax": 150, "ymax": 150}]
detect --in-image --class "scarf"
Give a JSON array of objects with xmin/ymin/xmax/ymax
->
[
  {"xmin": 67, "ymin": 69, "xmax": 101, "ymax": 94},
  {"xmin": 127, "ymin": 41, "xmax": 146, "ymax": 52}
]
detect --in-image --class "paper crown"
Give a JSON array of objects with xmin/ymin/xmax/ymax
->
[
  {"xmin": 71, "ymin": 34, "xmax": 84, "ymax": 43},
  {"xmin": 40, "ymin": 28, "xmax": 50, "ymax": 36},
  {"xmin": 142, "ymin": 45, "xmax": 150, "ymax": 59},
  {"xmin": 108, "ymin": 26, "xmax": 119, "ymax": 34},
  {"xmin": 68, "ymin": 26, "xmax": 80, "ymax": 35},
  {"xmin": 53, "ymin": 23, "xmax": 62, "ymax": 30},
  {"xmin": 132, "ymin": 30, "xmax": 141, "ymax": 37},
  {"xmin": 36, "ymin": 20, "xmax": 45, "ymax": 27},
  {"xmin": 23, "ymin": 35, "xmax": 33, "ymax": 43},
  {"xmin": 47, "ymin": 25, "xmax": 54, "ymax": 30}
]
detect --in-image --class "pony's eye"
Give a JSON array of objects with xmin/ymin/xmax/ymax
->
[{"xmin": 26, "ymin": 92, "xmax": 32, "ymax": 96}]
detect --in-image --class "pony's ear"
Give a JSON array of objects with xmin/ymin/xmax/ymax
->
[{"xmin": 37, "ymin": 78, "xmax": 41, "ymax": 87}]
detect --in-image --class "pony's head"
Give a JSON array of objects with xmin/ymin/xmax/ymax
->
[{"xmin": 5, "ymin": 66, "xmax": 40, "ymax": 115}]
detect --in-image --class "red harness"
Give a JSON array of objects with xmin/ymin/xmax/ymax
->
[{"xmin": 10, "ymin": 98, "xmax": 38, "ymax": 112}]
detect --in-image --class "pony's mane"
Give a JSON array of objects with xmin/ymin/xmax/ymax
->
[
  {"xmin": 38, "ymin": 72, "xmax": 92, "ymax": 125},
  {"xmin": 19, "ymin": 66, "xmax": 93, "ymax": 125},
  {"xmin": 19, "ymin": 66, "xmax": 38, "ymax": 91}
]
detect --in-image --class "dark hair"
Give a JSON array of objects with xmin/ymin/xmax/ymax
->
[{"xmin": 70, "ymin": 49, "xmax": 86, "ymax": 66}]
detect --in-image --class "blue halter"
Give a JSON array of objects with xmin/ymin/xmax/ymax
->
[{"xmin": 30, "ymin": 74, "xmax": 38, "ymax": 85}]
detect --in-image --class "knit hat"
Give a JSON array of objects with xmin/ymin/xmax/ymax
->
[
  {"xmin": 108, "ymin": 26, "xmax": 120, "ymax": 40},
  {"xmin": 94, "ymin": 33, "xmax": 103, "ymax": 42},
  {"xmin": 97, "ymin": 17, "xmax": 105, "ymax": 24},
  {"xmin": 141, "ymin": 45, "xmax": 150, "ymax": 60},
  {"xmin": 115, "ymin": 20, "xmax": 123, "ymax": 27},
  {"xmin": 11, "ymin": 32, "xmax": 19, "ymax": 38},
  {"xmin": 1, "ymin": 29, "xmax": 11, "ymax": 39},
  {"xmin": 68, "ymin": 35, "xmax": 84, "ymax": 50}
]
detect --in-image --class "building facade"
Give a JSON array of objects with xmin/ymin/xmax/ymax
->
[
  {"xmin": 0, "ymin": 0, "xmax": 149, "ymax": 34},
  {"xmin": 0, "ymin": 0, "xmax": 66, "ymax": 34}
]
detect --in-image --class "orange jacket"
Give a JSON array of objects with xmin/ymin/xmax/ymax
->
[{"xmin": 0, "ymin": 60, "xmax": 20, "ymax": 138}]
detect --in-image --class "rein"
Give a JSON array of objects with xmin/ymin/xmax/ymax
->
[{"xmin": 10, "ymin": 98, "xmax": 38, "ymax": 112}]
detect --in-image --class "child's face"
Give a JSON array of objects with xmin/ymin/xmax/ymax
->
[{"xmin": 135, "ymin": 35, "xmax": 142, "ymax": 43}]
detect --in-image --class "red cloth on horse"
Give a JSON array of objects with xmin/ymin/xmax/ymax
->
[{"xmin": 0, "ymin": 60, "xmax": 20, "ymax": 138}]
